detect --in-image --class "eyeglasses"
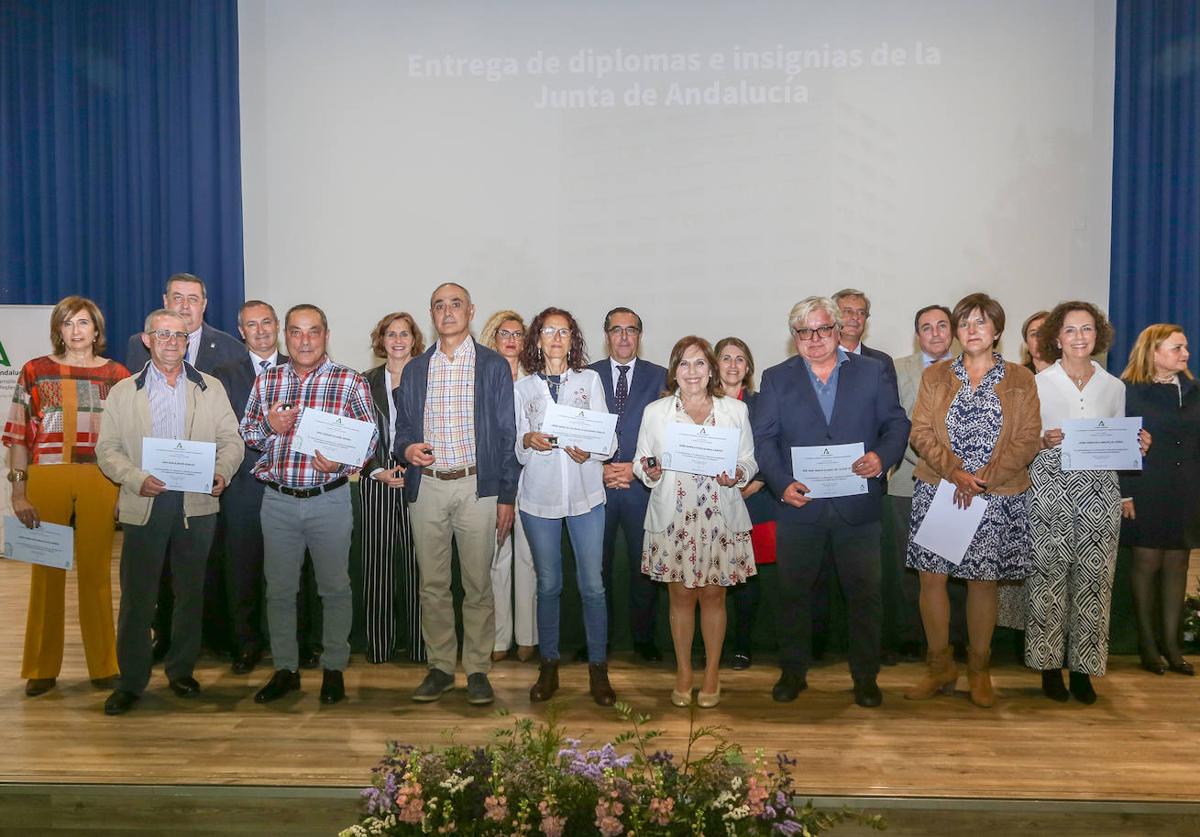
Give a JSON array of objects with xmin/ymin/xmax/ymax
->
[
  {"xmin": 607, "ymin": 326, "xmax": 641, "ymax": 337},
  {"xmin": 496, "ymin": 329, "xmax": 524, "ymax": 340},
  {"xmin": 149, "ymin": 329, "xmax": 188, "ymax": 343},
  {"xmin": 540, "ymin": 327, "xmax": 572, "ymax": 338},
  {"xmin": 793, "ymin": 325, "xmax": 836, "ymax": 341}
]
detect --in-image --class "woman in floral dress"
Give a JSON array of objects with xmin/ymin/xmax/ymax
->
[{"xmin": 634, "ymin": 336, "xmax": 757, "ymax": 708}]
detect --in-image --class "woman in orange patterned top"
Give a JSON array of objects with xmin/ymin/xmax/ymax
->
[{"xmin": 3, "ymin": 296, "xmax": 130, "ymax": 697}]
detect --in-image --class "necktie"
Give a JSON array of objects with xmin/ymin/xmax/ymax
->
[
  {"xmin": 615, "ymin": 365, "xmax": 630, "ymax": 415},
  {"xmin": 258, "ymin": 359, "xmax": 270, "ymax": 375}
]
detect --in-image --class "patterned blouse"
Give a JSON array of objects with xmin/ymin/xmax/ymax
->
[{"xmin": 2, "ymin": 356, "xmax": 131, "ymax": 464}]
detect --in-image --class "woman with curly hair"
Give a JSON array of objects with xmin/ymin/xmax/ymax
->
[
  {"xmin": 359, "ymin": 312, "xmax": 426, "ymax": 664},
  {"xmin": 1025, "ymin": 301, "xmax": 1150, "ymax": 703},
  {"xmin": 514, "ymin": 307, "xmax": 617, "ymax": 705}
]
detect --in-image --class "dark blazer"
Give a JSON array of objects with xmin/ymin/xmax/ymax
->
[
  {"xmin": 362, "ymin": 363, "xmax": 401, "ymax": 474},
  {"xmin": 586, "ymin": 357, "xmax": 667, "ymax": 464},
  {"xmin": 126, "ymin": 322, "xmax": 245, "ymax": 375},
  {"xmin": 393, "ymin": 339, "xmax": 519, "ymax": 505},
  {"xmin": 212, "ymin": 352, "xmax": 287, "ymax": 478},
  {"xmin": 753, "ymin": 352, "xmax": 911, "ymax": 526},
  {"xmin": 740, "ymin": 391, "xmax": 777, "ymax": 526},
  {"xmin": 860, "ymin": 343, "xmax": 898, "ymax": 397}
]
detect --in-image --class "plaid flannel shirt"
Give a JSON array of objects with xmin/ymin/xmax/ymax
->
[{"xmin": 240, "ymin": 356, "xmax": 376, "ymax": 488}]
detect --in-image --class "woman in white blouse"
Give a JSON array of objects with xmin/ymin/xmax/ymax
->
[
  {"xmin": 514, "ymin": 307, "xmax": 617, "ymax": 706},
  {"xmin": 634, "ymin": 336, "xmax": 757, "ymax": 708},
  {"xmin": 1026, "ymin": 301, "xmax": 1150, "ymax": 703}
]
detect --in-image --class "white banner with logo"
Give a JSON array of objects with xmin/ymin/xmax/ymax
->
[{"xmin": 0, "ymin": 305, "xmax": 56, "ymax": 551}]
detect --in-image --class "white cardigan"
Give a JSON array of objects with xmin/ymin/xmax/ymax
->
[
  {"xmin": 514, "ymin": 368, "xmax": 614, "ymax": 518},
  {"xmin": 632, "ymin": 394, "xmax": 757, "ymax": 534}
]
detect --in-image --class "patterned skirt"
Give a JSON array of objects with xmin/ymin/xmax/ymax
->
[{"xmin": 906, "ymin": 479, "xmax": 1032, "ymax": 581}]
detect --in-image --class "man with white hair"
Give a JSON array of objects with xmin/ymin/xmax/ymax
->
[{"xmin": 752, "ymin": 296, "xmax": 910, "ymax": 708}]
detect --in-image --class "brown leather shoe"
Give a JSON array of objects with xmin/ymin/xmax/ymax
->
[
  {"xmin": 529, "ymin": 660, "xmax": 559, "ymax": 702},
  {"xmin": 588, "ymin": 662, "xmax": 616, "ymax": 706}
]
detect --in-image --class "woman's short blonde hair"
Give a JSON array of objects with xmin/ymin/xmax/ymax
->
[{"xmin": 480, "ymin": 310, "xmax": 525, "ymax": 350}]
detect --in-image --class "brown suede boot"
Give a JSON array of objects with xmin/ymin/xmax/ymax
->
[
  {"xmin": 904, "ymin": 646, "xmax": 957, "ymax": 700},
  {"xmin": 529, "ymin": 661, "xmax": 559, "ymax": 702},
  {"xmin": 588, "ymin": 662, "xmax": 616, "ymax": 706},
  {"xmin": 967, "ymin": 648, "xmax": 995, "ymax": 707}
]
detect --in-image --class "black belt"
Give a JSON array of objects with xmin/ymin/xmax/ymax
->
[
  {"xmin": 420, "ymin": 465, "xmax": 478, "ymax": 480},
  {"xmin": 264, "ymin": 475, "xmax": 348, "ymax": 499}
]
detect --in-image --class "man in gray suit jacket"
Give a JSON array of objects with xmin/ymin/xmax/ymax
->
[{"xmin": 885, "ymin": 304, "xmax": 966, "ymax": 661}]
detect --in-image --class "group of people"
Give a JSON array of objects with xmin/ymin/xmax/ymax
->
[{"xmin": 4, "ymin": 277, "xmax": 1196, "ymax": 716}]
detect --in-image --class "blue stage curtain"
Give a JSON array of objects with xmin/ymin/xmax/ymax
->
[
  {"xmin": 1109, "ymin": 0, "xmax": 1200, "ymax": 374},
  {"xmin": 0, "ymin": 0, "xmax": 244, "ymax": 349}
]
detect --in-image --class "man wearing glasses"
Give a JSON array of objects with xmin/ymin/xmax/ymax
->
[
  {"xmin": 394, "ymin": 283, "xmax": 519, "ymax": 706},
  {"xmin": 96, "ymin": 310, "xmax": 244, "ymax": 715},
  {"xmin": 752, "ymin": 296, "xmax": 909, "ymax": 708},
  {"xmin": 587, "ymin": 307, "xmax": 667, "ymax": 663}
]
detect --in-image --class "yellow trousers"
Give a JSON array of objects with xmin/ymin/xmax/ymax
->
[{"xmin": 21, "ymin": 463, "xmax": 119, "ymax": 680}]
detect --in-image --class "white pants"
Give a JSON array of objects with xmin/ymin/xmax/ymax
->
[{"xmin": 492, "ymin": 505, "xmax": 538, "ymax": 650}]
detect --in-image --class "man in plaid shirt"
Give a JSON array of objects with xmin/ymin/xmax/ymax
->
[{"xmin": 240, "ymin": 304, "xmax": 376, "ymax": 706}]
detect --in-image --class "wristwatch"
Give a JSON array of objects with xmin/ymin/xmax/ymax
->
[{"xmin": 7, "ymin": 469, "xmax": 28, "ymax": 483}]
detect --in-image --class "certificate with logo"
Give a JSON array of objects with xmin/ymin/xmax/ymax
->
[
  {"xmin": 661, "ymin": 423, "xmax": 740, "ymax": 478},
  {"xmin": 790, "ymin": 442, "xmax": 867, "ymax": 498},
  {"xmin": 1060, "ymin": 417, "xmax": 1142, "ymax": 471},
  {"xmin": 3, "ymin": 518, "xmax": 75, "ymax": 570},
  {"xmin": 142, "ymin": 438, "xmax": 217, "ymax": 493},
  {"xmin": 293, "ymin": 408, "xmax": 376, "ymax": 466},
  {"xmin": 541, "ymin": 403, "xmax": 618, "ymax": 455}
]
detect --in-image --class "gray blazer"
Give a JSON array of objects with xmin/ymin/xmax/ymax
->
[{"xmin": 887, "ymin": 351, "xmax": 929, "ymax": 498}]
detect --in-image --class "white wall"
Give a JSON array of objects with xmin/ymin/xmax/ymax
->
[{"xmin": 239, "ymin": 0, "xmax": 1115, "ymax": 376}]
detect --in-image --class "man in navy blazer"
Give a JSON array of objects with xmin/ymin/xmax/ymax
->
[
  {"xmin": 753, "ymin": 296, "xmax": 910, "ymax": 708},
  {"xmin": 587, "ymin": 307, "xmax": 667, "ymax": 663},
  {"xmin": 124, "ymin": 273, "xmax": 246, "ymax": 662},
  {"xmin": 211, "ymin": 300, "xmax": 307, "ymax": 676},
  {"xmin": 393, "ymin": 282, "xmax": 519, "ymax": 705},
  {"xmin": 125, "ymin": 273, "xmax": 245, "ymax": 374}
]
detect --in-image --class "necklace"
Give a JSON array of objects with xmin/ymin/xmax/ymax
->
[
  {"xmin": 1065, "ymin": 363, "xmax": 1093, "ymax": 390},
  {"xmin": 1153, "ymin": 373, "xmax": 1176, "ymax": 385}
]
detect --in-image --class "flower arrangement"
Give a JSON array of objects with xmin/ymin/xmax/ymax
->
[
  {"xmin": 1184, "ymin": 582, "xmax": 1200, "ymax": 649},
  {"xmin": 340, "ymin": 702, "xmax": 883, "ymax": 836}
]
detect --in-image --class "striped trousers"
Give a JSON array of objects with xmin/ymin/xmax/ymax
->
[
  {"xmin": 358, "ymin": 474, "xmax": 425, "ymax": 663},
  {"xmin": 1024, "ymin": 448, "xmax": 1121, "ymax": 675}
]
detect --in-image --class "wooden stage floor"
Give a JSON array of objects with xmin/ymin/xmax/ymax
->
[{"xmin": 1, "ymin": 541, "xmax": 1198, "ymax": 805}]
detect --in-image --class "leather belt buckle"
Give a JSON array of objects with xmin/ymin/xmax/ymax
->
[
  {"xmin": 266, "ymin": 475, "xmax": 349, "ymax": 498},
  {"xmin": 421, "ymin": 464, "xmax": 478, "ymax": 481}
]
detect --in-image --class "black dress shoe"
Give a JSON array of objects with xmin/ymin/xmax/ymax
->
[
  {"xmin": 298, "ymin": 647, "xmax": 321, "ymax": 669},
  {"xmin": 731, "ymin": 652, "xmax": 752, "ymax": 671},
  {"xmin": 772, "ymin": 670, "xmax": 808, "ymax": 702},
  {"xmin": 853, "ymin": 677, "xmax": 883, "ymax": 708},
  {"xmin": 633, "ymin": 641, "xmax": 663, "ymax": 663},
  {"xmin": 151, "ymin": 637, "xmax": 170, "ymax": 663},
  {"xmin": 1140, "ymin": 656, "xmax": 1168, "ymax": 675},
  {"xmin": 1167, "ymin": 658, "xmax": 1195, "ymax": 676},
  {"xmin": 104, "ymin": 690, "xmax": 139, "ymax": 716},
  {"xmin": 231, "ymin": 649, "xmax": 262, "ymax": 675},
  {"xmin": 168, "ymin": 676, "xmax": 201, "ymax": 698},
  {"xmin": 1068, "ymin": 671, "xmax": 1097, "ymax": 704},
  {"xmin": 1041, "ymin": 669, "xmax": 1069, "ymax": 702},
  {"xmin": 319, "ymin": 669, "xmax": 345, "ymax": 704},
  {"xmin": 255, "ymin": 669, "xmax": 301, "ymax": 703}
]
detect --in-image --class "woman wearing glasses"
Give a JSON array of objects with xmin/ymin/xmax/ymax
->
[
  {"xmin": 514, "ymin": 308, "xmax": 617, "ymax": 705},
  {"xmin": 906, "ymin": 293, "xmax": 1041, "ymax": 707},
  {"xmin": 481, "ymin": 310, "xmax": 538, "ymax": 662},
  {"xmin": 3, "ymin": 296, "xmax": 130, "ymax": 697}
]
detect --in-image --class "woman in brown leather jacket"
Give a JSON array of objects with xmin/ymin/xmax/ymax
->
[{"xmin": 904, "ymin": 293, "xmax": 1041, "ymax": 707}]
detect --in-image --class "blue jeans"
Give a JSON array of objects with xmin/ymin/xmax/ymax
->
[{"xmin": 521, "ymin": 504, "xmax": 608, "ymax": 663}]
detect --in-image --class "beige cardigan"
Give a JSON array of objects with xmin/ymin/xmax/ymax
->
[{"xmin": 96, "ymin": 363, "xmax": 244, "ymax": 526}]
